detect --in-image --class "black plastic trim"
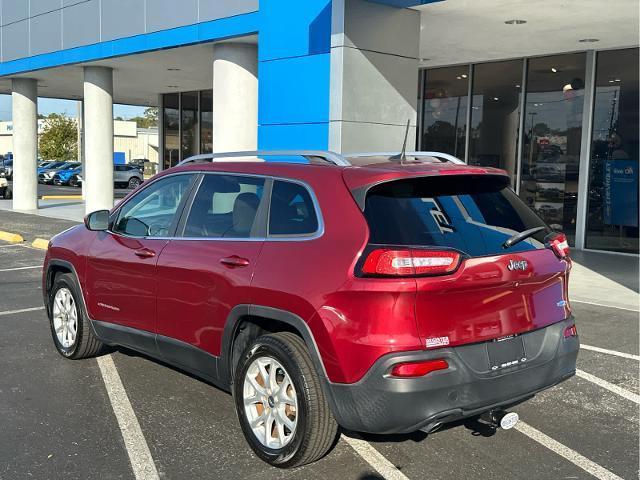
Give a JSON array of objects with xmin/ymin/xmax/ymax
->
[{"xmin": 324, "ymin": 317, "xmax": 579, "ymax": 434}]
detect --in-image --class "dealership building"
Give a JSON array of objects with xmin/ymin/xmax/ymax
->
[{"xmin": 0, "ymin": 0, "xmax": 637, "ymax": 254}]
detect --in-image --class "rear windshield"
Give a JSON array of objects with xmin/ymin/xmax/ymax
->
[{"xmin": 364, "ymin": 175, "xmax": 550, "ymax": 256}]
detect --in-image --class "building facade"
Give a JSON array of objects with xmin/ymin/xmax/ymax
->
[{"xmin": 0, "ymin": 0, "xmax": 637, "ymax": 254}]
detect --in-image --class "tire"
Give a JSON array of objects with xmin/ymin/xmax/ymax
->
[
  {"xmin": 234, "ymin": 332, "xmax": 338, "ymax": 468},
  {"xmin": 2, "ymin": 186, "xmax": 11, "ymax": 199},
  {"xmin": 48, "ymin": 272, "xmax": 105, "ymax": 359},
  {"xmin": 128, "ymin": 177, "xmax": 141, "ymax": 189}
]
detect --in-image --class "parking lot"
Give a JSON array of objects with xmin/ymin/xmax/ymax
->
[
  {"xmin": 5, "ymin": 181, "xmax": 133, "ymax": 199},
  {"xmin": 0, "ymin": 209, "xmax": 638, "ymax": 480}
]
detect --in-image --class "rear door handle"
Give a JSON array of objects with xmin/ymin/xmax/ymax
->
[
  {"xmin": 134, "ymin": 248, "xmax": 156, "ymax": 259},
  {"xmin": 220, "ymin": 255, "xmax": 250, "ymax": 268}
]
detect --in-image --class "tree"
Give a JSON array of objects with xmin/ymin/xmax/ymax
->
[
  {"xmin": 129, "ymin": 107, "xmax": 158, "ymax": 129},
  {"xmin": 39, "ymin": 113, "xmax": 78, "ymax": 161}
]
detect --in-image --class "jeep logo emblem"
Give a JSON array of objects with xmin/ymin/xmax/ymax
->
[{"xmin": 508, "ymin": 259, "xmax": 528, "ymax": 271}]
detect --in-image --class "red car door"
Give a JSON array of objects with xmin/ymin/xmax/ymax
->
[
  {"xmin": 155, "ymin": 173, "xmax": 267, "ymax": 362},
  {"xmin": 85, "ymin": 173, "xmax": 196, "ymax": 332}
]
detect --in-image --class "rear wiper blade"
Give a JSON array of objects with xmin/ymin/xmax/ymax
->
[{"xmin": 502, "ymin": 226, "xmax": 546, "ymax": 249}]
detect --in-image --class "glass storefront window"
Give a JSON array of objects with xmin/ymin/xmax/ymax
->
[
  {"xmin": 163, "ymin": 93, "xmax": 180, "ymax": 170},
  {"xmin": 469, "ymin": 60, "xmax": 523, "ymax": 186},
  {"xmin": 200, "ymin": 90, "xmax": 213, "ymax": 155},
  {"xmin": 420, "ymin": 66, "xmax": 469, "ymax": 159},
  {"xmin": 181, "ymin": 91, "xmax": 199, "ymax": 160},
  {"xmin": 586, "ymin": 48, "xmax": 639, "ymax": 254},
  {"xmin": 519, "ymin": 53, "xmax": 586, "ymax": 243}
]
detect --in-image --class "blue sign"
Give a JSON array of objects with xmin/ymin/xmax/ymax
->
[
  {"xmin": 113, "ymin": 152, "xmax": 126, "ymax": 165},
  {"xmin": 603, "ymin": 160, "xmax": 638, "ymax": 227}
]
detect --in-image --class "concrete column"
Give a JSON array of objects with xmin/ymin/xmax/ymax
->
[
  {"xmin": 83, "ymin": 66, "xmax": 114, "ymax": 213},
  {"xmin": 212, "ymin": 43, "xmax": 258, "ymax": 152},
  {"xmin": 11, "ymin": 78, "xmax": 38, "ymax": 211},
  {"xmin": 329, "ymin": 0, "xmax": 420, "ymax": 153}
]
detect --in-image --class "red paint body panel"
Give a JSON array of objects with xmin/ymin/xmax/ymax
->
[
  {"xmin": 414, "ymin": 250, "xmax": 571, "ymax": 348},
  {"xmin": 156, "ymin": 239, "xmax": 263, "ymax": 355},
  {"xmin": 85, "ymin": 233, "xmax": 168, "ymax": 331}
]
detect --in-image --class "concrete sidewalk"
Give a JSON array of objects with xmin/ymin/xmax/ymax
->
[{"xmin": 0, "ymin": 204, "xmax": 637, "ymax": 312}]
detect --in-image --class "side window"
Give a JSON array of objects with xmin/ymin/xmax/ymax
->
[
  {"xmin": 269, "ymin": 181, "xmax": 319, "ymax": 236},
  {"xmin": 182, "ymin": 175, "xmax": 266, "ymax": 238},
  {"xmin": 113, "ymin": 174, "xmax": 193, "ymax": 237}
]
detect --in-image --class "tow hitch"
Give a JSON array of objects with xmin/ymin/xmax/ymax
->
[{"xmin": 481, "ymin": 409, "xmax": 519, "ymax": 430}]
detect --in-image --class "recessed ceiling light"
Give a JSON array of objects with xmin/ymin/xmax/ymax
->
[
  {"xmin": 461, "ymin": 74, "xmax": 468, "ymax": 79},
  {"xmin": 493, "ymin": 97, "xmax": 499, "ymax": 101},
  {"xmin": 551, "ymin": 67, "xmax": 558, "ymax": 73},
  {"xmin": 516, "ymin": 84, "xmax": 521, "ymax": 88},
  {"xmin": 579, "ymin": 38, "xmax": 599, "ymax": 43},
  {"xmin": 505, "ymin": 19, "xmax": 527, "ymax": 25},
  {"xmin": 456, "ymin": 76, "xmax": 462, "ymax": 80},
  {"xmin": 614, "ymin": 78, "xmax": 621, "ymax": 82},
  {"xmin": 608, "ymin": 79, "xmax": 615, "ymax": 83}
]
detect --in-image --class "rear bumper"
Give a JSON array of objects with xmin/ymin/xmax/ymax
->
[{"xmin": 325, "ymin": 317, "xmax": 578, "ymax": 434}]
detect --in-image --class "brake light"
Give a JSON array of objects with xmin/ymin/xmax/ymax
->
[
  {"xmin": 549, "ymin": 233, "xmax": 570, "ymax": 259},
  {"xmin": 390, "ymin": 359, "xmax": 449, "ymax": 378},
  {"xmin": 564, "ymin": 324, "xmax": 578, "ymax": 338},
  {"xmin": 362, "ymin": 248, "xmax": 461, "ymax": 277}
]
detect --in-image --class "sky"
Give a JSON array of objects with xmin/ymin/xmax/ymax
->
[{"xmin": 0, "ymin": 94, "xmax": 146, "ymax": 121}]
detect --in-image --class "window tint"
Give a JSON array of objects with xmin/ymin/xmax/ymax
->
[
  {"xmin": 364, "ymin": 175, "xmax": 550, "ymax": 257},
  {"xmin": 269, "ymin": 181, "xmax": 319, "ymax": 236},
  {"xmin": 183, "ymin": 175, "xmax": 265, "ymax": 238},
  {"xmin": 114, "ymin": 174, "xmax": 193, "ymax": 237}
]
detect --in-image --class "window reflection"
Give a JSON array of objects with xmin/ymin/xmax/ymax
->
[
  {"xmin": 586, "ymin": 48, "xmax": 639, "ymax": 253},
  {"xmin": 519, "ymin": 53, "xmax": 586, "ymax": 243},
  {"xmin": 200, "ymin": 90, "xmax": 213, "ymax": 155},
  {"xmin": 163, "ymin": 93, "xmax": 180, "ymax": 170},
  {"xmin": 420, "ymin": 66, "xmax": 469, "ymax": 159},
  {"xmin": 181, "ymin": 91, "xmax": 199, "ymax": 160},
  {"xmin": 469, "ymin": 60, "xmax": 523, "ymax": 185}
]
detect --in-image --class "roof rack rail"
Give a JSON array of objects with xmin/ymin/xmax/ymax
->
[
  {"xmin": 178, "ymin": 150, "xmax": 351, "ymax": 167},
  {"xmin": 347, "ymin": 151, "xmax": 466, "ymax": 165}
]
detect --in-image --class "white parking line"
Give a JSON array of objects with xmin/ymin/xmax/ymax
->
[
  {"xmin": 341, "ymin": 434, "xmax": 409, "ymax": 480},
  {"xmin": 576, "ymin": 369, "xmax": 640, "ymax": 404},
  {"xmin": 581, "ymin": 344, "xmax": 640, "ymax": 361},
  {"xmin": 0, "ymin": 306, "xmax": 44, "ymax": 316},
  {"xmin": 97, "ymin": 355, "xmax": 159, "ymax": 480},
  {"xmin": 515, "ymin": 421, "xmax": 623, "ymax": 480},
  {"xmin": 0, "ymin": 265, "xmax": 42, "ymax": 272},
  {"xmin": 0, "ymin": 243, "xmax": 26, "ymax": 249},
  {"xmin": 571, "ymin": 299, "xmax": 639, "ymax": 313}
]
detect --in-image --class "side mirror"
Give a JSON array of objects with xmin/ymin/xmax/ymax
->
[{"xmin": 85, "ymin": 210, "xmax": 110, "ymax": 231}]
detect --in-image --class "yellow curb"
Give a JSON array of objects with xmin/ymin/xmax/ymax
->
[
  {"xmin": 0, "ymin": 230, "xmax": 24, "ymax": 243},
  {"xmin": 41, "ymin": 195, "xmax": 82, "ymax": 200},
  {"xmin": 31, "ymin": 238, "xmax": 50, "ymax": 250}
]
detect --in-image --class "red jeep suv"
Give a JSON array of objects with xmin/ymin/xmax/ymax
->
[{"xmin": 43, "ymin": 151, "xmax": 578, "ymax": 468}]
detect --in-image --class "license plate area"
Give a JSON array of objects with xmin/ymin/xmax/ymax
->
[{"xmin": 487, "ymin": 335, "xmax": 527, "ymax": 370}]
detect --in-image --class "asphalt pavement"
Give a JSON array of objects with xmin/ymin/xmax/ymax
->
[
  {"xmin": 6, "ymin": 180, "xmax": 132, "ymax": 199},
  {"xmin": 0, "ymin": 210, "xmax": 638, "ymax": 480}
]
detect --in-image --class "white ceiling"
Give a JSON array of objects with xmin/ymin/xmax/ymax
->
[
  {"xmin": 417, "ymin": 0, "xmax": 639, "ymax": 67},
  {"xmin": 0, "ymin": 36, "xmax": 257, "ymax": 106}
]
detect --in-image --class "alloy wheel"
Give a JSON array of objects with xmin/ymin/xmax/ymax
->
[
  {"xmin": 52, "ymin": 288, "xmax": 78, "ymax": 349},
  {"xmin": 243, "ymin": 356, "xmax": 298, "ymax": 449}
]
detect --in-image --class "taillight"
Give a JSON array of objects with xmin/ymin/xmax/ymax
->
[
  {"xmin": 362, "ymin": 248, "xmax": 461, "ymax": 277},
  {"xmin": 548, "ymin": 233, "xmax": 570, "ymax": 259},
  {"xmin": 390, "ymin": 359, "xmax": 449, "ymax": 378},
  {"xmin": 564, "ymin": 324, "xmax": 578, "ymax": 338}
]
